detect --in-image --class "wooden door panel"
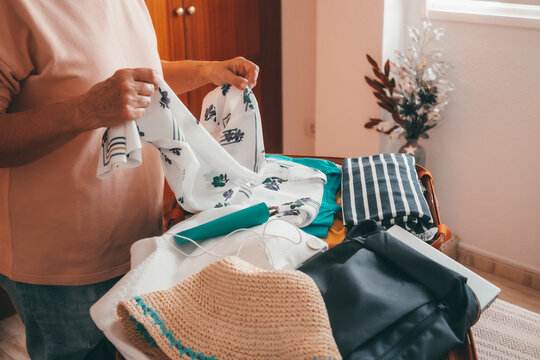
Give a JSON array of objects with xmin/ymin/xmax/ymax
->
[
  {"xmin": 183, "ymin": 0, "xmax": 261, "ymax": 120},
  {"xmin": 167, "ymin": 0, "xmax": 187, "ymax": 61},
  {"xmin": 145, "ymin": 0, "xmax": 282, "ymax": 152},
  {"xmin": 145, "ymin": 0, "xmax": 189, "ymax": 105},
  {"xmin": 183, "ymin": 0, "xmax": 261, "ymax": 61},
  {"xmin": 183, "ymin": 0, "xmax": 281, "ymax": 152},
  {"xmin": 165, "ymin": 0, "xmax": 189, "ymax": 105},
  {"xmin": 145, "ymin": 0, "xmax": 173, "ymax": 60},
  {"xmin": 257, "ymin": 0, "xmax": 282, "ymax": 153}
]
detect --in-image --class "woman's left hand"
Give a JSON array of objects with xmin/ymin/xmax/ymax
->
[{"xmin": 206, "ymin": 57, "xmax": 259, "ymax": 90}]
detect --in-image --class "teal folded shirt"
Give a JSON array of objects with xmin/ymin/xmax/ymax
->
[
  {"xmin": 267, "ymin": 155, "xmax": 342, "ymax": 238},
  {"xmin": 174, "ymin": 202, "xmax": 270, "ymax": 243}
]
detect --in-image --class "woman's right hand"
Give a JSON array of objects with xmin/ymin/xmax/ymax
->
[{"xmin": 77, "ymin": 68, "xmax": 159, "ymax": 131}]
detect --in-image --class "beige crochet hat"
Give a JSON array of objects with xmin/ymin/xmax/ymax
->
[{"xmin": 117, "ymin": 256, "xmax": 341, "ymax": 360}]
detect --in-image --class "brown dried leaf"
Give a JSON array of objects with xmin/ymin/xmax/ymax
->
[
  {"xmin": 384, "ymin": 60, "xmax": 390, "ymax": 77},
  {"xmin": 381, "ymin": 76, "xmax": 393, "ymax": 89},
  {"xmin": 373, "ymin": 92, "xmax": 393, "ymax": 105},
  {"xmin": 373, "ymin": 67, "xmax": 384, "ymax": 79},
  {"xmin": 382, "ymin": 125, "xmax": 399, "ymax": 135},
  {"xmin": 365, "ymin": 77, "xmax": 385, "ymax": 92},
  {"xmin": 364, "ymin": 118, "xmax": 384, "ymax": 129},
  {"xmin": 377, "ymin": 101, "xmax": 394, "ymax": 113},
  {"xmin": 391, "ymin": 113, "xmax": 404, "ymax": 126},
  {"xmin": 366, "ymin": 54, "xmax": 379, "ymax": 69}
]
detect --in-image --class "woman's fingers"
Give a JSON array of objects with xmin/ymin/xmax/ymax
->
[
  {"xmin": 246, "ymin": 64, "xmax": 259, "ymax": 89},
  {"xmin": 132, "ymin": 94, "xmax": 152, "ymax": 109},
  {"xmin": 134, "ymin": 82, "xmax": 155, "ymax": 97},
  {"xmin": 131, "ymin": 68, "xmax": 159, "ymax": 88}
]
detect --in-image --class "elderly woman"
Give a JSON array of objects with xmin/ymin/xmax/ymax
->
[{"xmin": 0, "ymin": 1, "xmax": 258, "ymax": 358}]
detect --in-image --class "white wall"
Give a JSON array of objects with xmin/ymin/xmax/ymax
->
[{"xmin": 383, "ymin": 0, "xmax": 540, "ymax": 272}]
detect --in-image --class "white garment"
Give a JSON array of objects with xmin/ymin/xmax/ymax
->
[
  {"xmin": 97, "ymin": 79, "xmax": 261, "ymax": 213},
  {"xmin": 97, "ymin": 79, "xmax": 326, "ymax": 227},
  {"xmin": 90, "ymin": 205, "xmax": 328, "ymax": 360},
  {"xmin": 200, "ymin": 84, "xmax": 265, "ymax": 173},
  {"xmin": 253, "ymin": 157, "xmax": 326, "ymax": 228}
]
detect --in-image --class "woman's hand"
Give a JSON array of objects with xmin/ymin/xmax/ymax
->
[
  {"xmin": 0, "ymin": 68, "xmax": 159, "ymax": 167},
  {"xmin": 205, "ymin": 57, "xmax": 259, "ymax": 90},
  {"xmin": 77, "ymin": 68, "xmax": 158, "ymax": 131}
]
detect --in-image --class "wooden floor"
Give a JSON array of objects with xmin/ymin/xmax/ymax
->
[
  {"xmin": 468, "ymin": 265, "xmax": 540, "ymax": 314},
  {"xmin": 1, "ymin": 266, "xmax": 539, "ymax": 360}
]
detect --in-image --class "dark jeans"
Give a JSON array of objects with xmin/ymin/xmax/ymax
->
[{"xmin": 0, "ymin": 274, "xmax": 121, "ymax": 360}]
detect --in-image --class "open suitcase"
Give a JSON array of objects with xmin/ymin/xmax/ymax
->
[{"xmin": 120, "ymin": 154, "xmax": 479, "ymax": 360}]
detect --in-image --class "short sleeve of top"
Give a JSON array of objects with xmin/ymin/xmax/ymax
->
[{"xmin": 0, "ymin": 2, "xmax": 35, "ymax": 114}]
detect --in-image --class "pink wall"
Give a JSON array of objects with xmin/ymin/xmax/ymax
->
[
  {"xmin": 281, "ymin": 0, "xmax": 383, "ymax": 157},
  {"xmin": 314, "ymin": 0, "xmax": 383, "ymax": 157},
  {"xmin": 281, "ymin": 0, "xmax": 316, "ymax": 155}
]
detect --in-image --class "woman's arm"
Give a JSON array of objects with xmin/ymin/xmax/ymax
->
[
  {"xmin": 0, "ymin": 68, "xmax": 157, "ymax": 168},
  {"xmin": 161, "ymin": 57, "xmax": 259, "ymax": 94}
]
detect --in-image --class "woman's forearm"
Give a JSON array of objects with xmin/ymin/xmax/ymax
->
[
  {"xmin": 161, "ymin": 60, "xmax": 213, "ymax": 94},
  {"xmin": 0, "ymin": 97, "xmax": 85, "ymax": 167},
  {"xmin": 161, "ymin": 57, "xmax": 259, "ymax": 95}
]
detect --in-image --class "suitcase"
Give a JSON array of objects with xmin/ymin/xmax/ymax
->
[{"xmin": 122, "ymin": 154, "xmax": 479, "ymax": 360}]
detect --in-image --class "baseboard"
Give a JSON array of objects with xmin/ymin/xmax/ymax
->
[{"xmin": 457, "ymin": 244, "xmax": 540, "ymax": 292}]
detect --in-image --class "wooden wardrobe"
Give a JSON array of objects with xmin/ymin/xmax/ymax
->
[{"xmin": 145, "ymin": 0, "xmax": 283, "ymax": 153}]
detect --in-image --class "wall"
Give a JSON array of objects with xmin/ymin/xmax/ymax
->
[
  {"xmin": 282, "ymin": 0, "xmax": 540, "ymax": 272},
  {"xmin": 281, "ymin": 0, "xmax": 316, "ymax": 155},
  {"xmin": 281, "ymin": 0, "xmax": 383, "ymax": 157},
  {"xmin": 314, "ymin": 0, "xmax": 383, "ymax": 157},
  {"xmin": 383, "ymin": 0, "xmax": 540, "ymax": 272}
]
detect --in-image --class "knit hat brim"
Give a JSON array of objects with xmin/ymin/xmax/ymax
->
[{"xmin": 117, "ymin": 256, "xmax": 341, "ymax": 360}]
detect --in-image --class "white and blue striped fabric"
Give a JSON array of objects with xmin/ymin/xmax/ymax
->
[{"xmin": 342, "ymin": 153, "xmax": 433, "ymax": 234}]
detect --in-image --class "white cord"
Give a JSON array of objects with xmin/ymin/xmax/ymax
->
[{"xmin": 162, "ymin": 218, "xmax": 303, "ymax": 267}]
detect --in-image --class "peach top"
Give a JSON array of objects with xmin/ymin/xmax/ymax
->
[{"xmin": 0, "ymin": 0, "xmax": 164, "ymax": 285}]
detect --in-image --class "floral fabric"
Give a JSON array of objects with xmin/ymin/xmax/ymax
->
[
  {"xmin": 97, "ymin": 79, "xmax": 325, "ymax": 228},
  {"xmin": 97, "ymin": 78, "xmax": 260, "ymax": 213}
]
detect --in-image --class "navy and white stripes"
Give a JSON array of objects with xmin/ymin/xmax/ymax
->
[{"xmin": 342, "ymin": 153, "xmax": 433, "ymax": 234}]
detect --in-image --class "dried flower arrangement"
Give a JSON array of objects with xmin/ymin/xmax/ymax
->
[{"xmin": 364, "ymin": 21, "xmax": 453, "ymax": 141}]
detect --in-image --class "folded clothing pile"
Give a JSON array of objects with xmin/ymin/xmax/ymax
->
[{"xmin": 90, "ymin": 205, "xmax": 330, "ymax": 359}]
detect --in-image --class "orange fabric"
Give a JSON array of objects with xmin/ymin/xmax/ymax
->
[
  {"xmin": 322, "ymin": 216, "xmax": 347, "ymax": 248},
  {"xmin": 0, "ymin": 0, "xmax": 164, "ymax": 285},
  {"xmin": 321, "ymin": 191, "xmax": 347, "ymax": 248}
]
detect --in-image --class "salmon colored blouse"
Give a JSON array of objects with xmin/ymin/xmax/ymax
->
[{"xmin": 0, "ymin": 0, "xmax": 164, "ymax": 285}]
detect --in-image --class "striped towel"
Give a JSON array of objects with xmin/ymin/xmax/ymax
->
[{"xmin": 341, "ymin": 153, "xmax": 432, "ymax": 234}]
